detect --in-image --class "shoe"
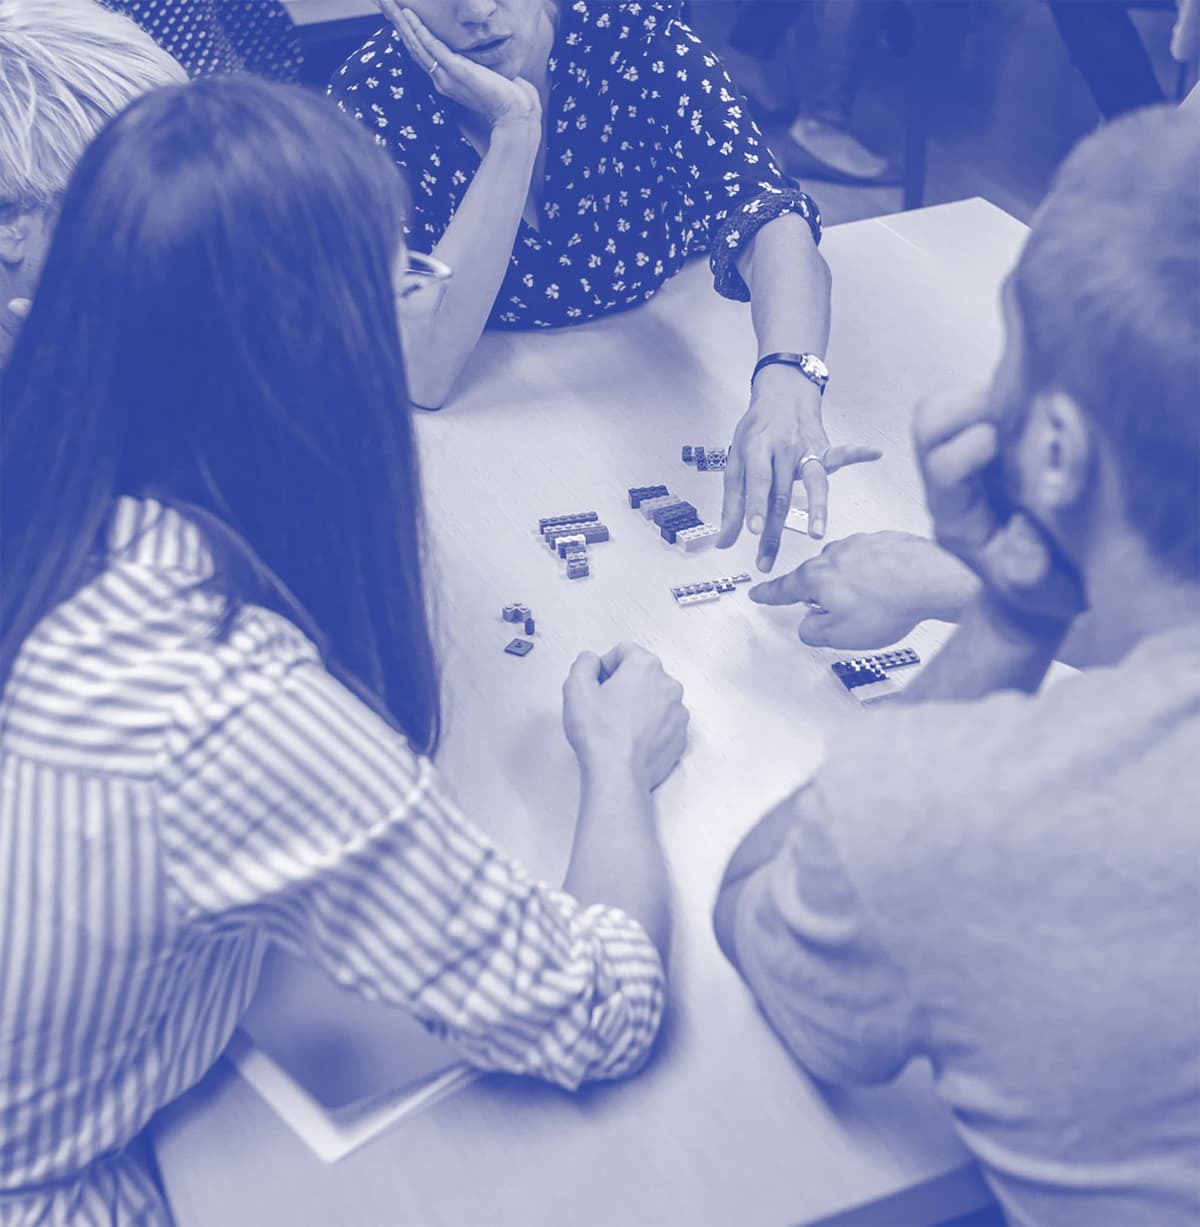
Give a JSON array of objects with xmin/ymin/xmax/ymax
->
[{"xmin": 786, "ymin": 116, "xmax": 901, "ymax": 186}]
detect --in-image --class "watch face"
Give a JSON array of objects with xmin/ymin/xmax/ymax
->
[{"xmin": 801, "ymin": 355, "xmax": 829, "ymax": 386}]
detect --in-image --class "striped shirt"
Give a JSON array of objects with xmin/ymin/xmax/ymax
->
[{"xmin": 0, "ymin": 498, "xmax": 665, "ymax": 1226}]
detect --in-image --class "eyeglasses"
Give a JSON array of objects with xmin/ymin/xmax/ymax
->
[{"xmin": 395, "ymin": 250, "xmax": 453, "ymax": 305}]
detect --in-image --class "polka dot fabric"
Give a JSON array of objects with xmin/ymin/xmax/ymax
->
[
  {"xmin": 102, "ymin": 1, "xmax": 302, "ymax": 82},
  {"xmin": 330, "ymin": 1, "xmax": 821, "ymax": 330}
]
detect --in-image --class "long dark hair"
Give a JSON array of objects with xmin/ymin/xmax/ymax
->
[{"xmin": 0, "ymin": 77, "xmax": 440, "ymax": 753}]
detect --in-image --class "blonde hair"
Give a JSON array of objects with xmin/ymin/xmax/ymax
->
[{"xmin": 0, "ymin": 0, "xmax": 186, "ymax": 209}]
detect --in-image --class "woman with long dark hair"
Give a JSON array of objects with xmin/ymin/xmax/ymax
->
[{"xmin": 0, "ymin": 77, "xmax": 686, "ymax": 1225}]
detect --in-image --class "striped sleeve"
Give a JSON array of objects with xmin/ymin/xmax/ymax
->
[{"xmin": 154, "ymin": 647, "xmax": 665, "ymax": 1089}]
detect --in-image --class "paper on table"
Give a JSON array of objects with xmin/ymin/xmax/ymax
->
[{"xmin": 231, "ymin": 946, "xmax": 476, "ymax": 1162}]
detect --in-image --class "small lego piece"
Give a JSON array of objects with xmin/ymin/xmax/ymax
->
[
  {"xmin": 553, "ymin": 522, "xmax": 609, "ymax": 545},
  {"xmin": 566, "ymin": 559, "xmax": 589, "ymax": 579},
  {"xmin": 732, "ymin": 572, "xmax": 752, "ymax": 584},
  {"xmin": 662, "ymin": 516, "xmax": 701, "ymax": 544},
  {"xmin": 628, "ymin": 484, "xmax": 669, "ymax": 509},
  {"xmin": 538, "ymin": 511, "xmax": 599, "ymax": 532},
  {"xmin": 676, "ymin": 523, "xmax": 719, "ymax": 551},
  {"xmin": 515, "ymin": 605, "xmax": 532, "ymax": 622},
  {"xmin": 639, "ymin": 493, "xmax": 684, "ymax": 519},
  {"xmin": 523, "ymin": 617, "xmax": 535, "ymax": 635},
  {"xmin": 705, "ymin": 450, "xmax": 727, "ymax": 472},
  {"xmin": 784, "ymin": 506, "xmax": 810, "ymax": 534},
  {"xmin": 502, "ymin": 604, "xmax": 522, "ymax": 622},
  {"xmin": 557, "ymin": 534, "xmax": 586, "ymax": 557},
  {"xmin": 681, "ymin": 445, "xmax": 693, "ymax": 463},
  {"xmin": 652, "ymin": 500, "xmax": 692, "ymax": 526},
  {"xmin": 504, "ymin": 638, "xmax": 534, "ymax": 657},
  {"xmin": 676, "ymin": 590, "xmax": 720, "ymax": 606}
]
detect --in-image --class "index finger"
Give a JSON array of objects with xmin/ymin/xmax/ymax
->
[{"xmin": 748, "ymin": 558, "xmax": 823, "ymax": 606}]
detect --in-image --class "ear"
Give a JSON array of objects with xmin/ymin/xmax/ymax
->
[
  {"xmin": 1028, "ymin": 390, "xmax": 1094, "ymax": 513},
  {"xmin": 0, "ymin": 208, "xmax": 34, "ymax": 266}
]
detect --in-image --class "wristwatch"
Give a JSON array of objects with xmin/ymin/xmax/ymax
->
[{"xmin": 751, "ymin": 351, "xmax": 830, "ymax": 394}]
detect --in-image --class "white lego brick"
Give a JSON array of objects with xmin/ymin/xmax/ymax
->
[{"xmin": 677, "ymin": 523, "xmax": 718, "ymax": 550}]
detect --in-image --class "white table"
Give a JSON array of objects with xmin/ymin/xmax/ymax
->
[{"xmin": 153, "ymin": 198, "xmax": 1028, "ymax": 1227}]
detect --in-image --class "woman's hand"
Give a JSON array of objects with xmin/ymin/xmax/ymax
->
[
  {"xmin": 748, "ymin": 530, "xmax": 981, "ymax": 649},
  {"xmin": 719, "ymin": 368, "xmax": 881, "ymax": 573},
  {"xmin": 379, "ymin": 3, "xmax": 540, "ymax": 130},
  {"xmin": 563, "ymin": 644, "xmax": 689, "ymax": 792}
]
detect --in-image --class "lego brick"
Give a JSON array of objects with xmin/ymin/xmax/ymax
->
[
  {"xmin": 652, "ymin": 501, "xmax": 696, "ymax": 527},
  {"xmin": 877, "ymin": 647, "xmax": 920, "ymax": 670},
  {"xmin": 639, "ymin": 494, "xmax": 684, "ymax": 519},
  {"xmin": 502, "ymin": 604, "xmax": 522, "ymax": 622},
  {"xmin": 546, "ymin": 527, "xmax": 587, "ymax": 549},
  {"xmin": 566, "ymin": 560, "xmax": 589, "ymax": 579},
  {"xmin": 515, "ymin": 605, "xmax": 531, "ymax": 621},
  {"xmin": 523, "ymin": 618, "xmax": 535, "ymax": 635},
  {"xmin": 557, "ymin": 534, "xmax": 587, "ymax": 557},
  {"xmin": 731, "ymin": 572, "xmax": 752, "ymax": 584},
  {"xmin": 661, "ymin": 517, "xmax": 701, "ymax": 544},
  {"xmin": 504, "ymin": 638, "xmax": 534, "ymax": 657},
  {"xmin": 541, "ymin": 522, "xmax": 583, "ymax": 542},
  {"xmin": 628, "ymin": 484, "xmax": 668, "ymax": 509},
  {"xmin": 832, "ymin": 659, "xmax": 889, "ymax": 689},
  {"xmin": 676, "ymin": 590, "xmax": 720, "ymax": 606},
  {"xmin": 784, "ymin": 506, "xmax": 809, "ymax": 534},
  {"xmin": 677, "ymin": 523, "xmax": 719, "ymax": 551},
  {"xmin": 538, "ymin": 511, "xmax": 598, "ymax": 531},
  {"xmin": 576, "ymin": 523, "xmax": 610, "ymax": 544},
  {"xmin": 705, "ymin": 450, "xmax": 728, "ymax": 472},
  {"xmin": 681, "ymin": 445, "xmax": 693, "ymax": 463}
]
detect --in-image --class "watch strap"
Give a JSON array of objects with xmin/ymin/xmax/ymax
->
[{"xmin": 751, "ymin": 351, "xmax": 829, "ymax": 393}]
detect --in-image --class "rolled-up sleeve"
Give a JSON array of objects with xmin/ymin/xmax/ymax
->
[
  {"xmin": 156, "ymin": 636, "xmax": 664, "ymax": 1089},
  {"xmin": 649, "ymin": 19, "xmax": 821, "ymax": 300},
  {"xmin": 730, "ymin": 785, "xmax": 919, "ymax": 1086}
]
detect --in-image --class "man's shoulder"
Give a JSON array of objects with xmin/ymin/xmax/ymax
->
[{"xmin": 812, "ymin": 634, "xmax": 1200, "ymax": 889}]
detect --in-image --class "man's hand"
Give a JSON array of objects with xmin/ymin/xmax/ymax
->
[
  {"xmin": 380, "ymin": 3, "xmax": 540, "ymax": 129},
  {"xmin": 719, "ymin": 367, "xmax": 880, "ymax": 572},
  {"xmin": 914, "ymin": 387, "xmax": 1085, "ymax": 628},
  {"xmin": 748, "ymin": 531, "xmax": 980, "ymax": 648}
]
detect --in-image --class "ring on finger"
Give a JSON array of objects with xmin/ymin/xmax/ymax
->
[{"xmin": 798, "ymin": 452, "xmax": 825, "ymax": 472}]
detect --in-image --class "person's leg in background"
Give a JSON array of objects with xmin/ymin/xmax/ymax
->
[
  {"xmin": 1047, "ymin": 0, "xmax": 1165, "ymax": 117},
  {"xmin": 724, "ymin": 0, "xmax": 804, "ymax": 119},
  {"xmin": 788, "ymin": 0, "xmax": 894, "ymax": 183}
]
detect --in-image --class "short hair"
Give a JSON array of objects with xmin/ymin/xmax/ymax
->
[
  {"xmin": 0, "ymin": 0, "xmax": 186, "ymax": 210},
  {"xmin": 1013, "ymin": 105, "xmax": 1200, "ymax": 579}
]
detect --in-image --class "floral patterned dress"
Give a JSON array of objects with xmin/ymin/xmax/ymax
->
[{"xmin": 330, "ymin": 1, "xmax": 821, "ymax": 329}]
